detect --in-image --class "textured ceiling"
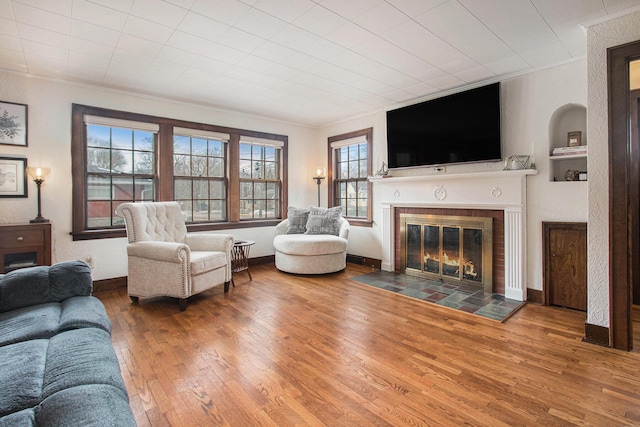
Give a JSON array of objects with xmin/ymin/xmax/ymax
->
[{"xmin": 2, "ymin": 0, "xmax": 640, "ymax": 127}]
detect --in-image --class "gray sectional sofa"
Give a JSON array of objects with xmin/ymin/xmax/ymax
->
[{"xmin": 0, "ymin": 261, "xmax": 136, "ymax": 426}]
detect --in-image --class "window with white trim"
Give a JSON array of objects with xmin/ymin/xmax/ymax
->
[{"xmin": 239, "ymin": 136, "xmax": 283, "ymax": 220}]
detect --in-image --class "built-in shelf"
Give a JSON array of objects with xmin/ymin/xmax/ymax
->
[
  {"xmin": 550, "ymin": 153, "xmax": 587, "ymax": 160},
  {"xmin": 549, "ymin": 104, "xmax": 587, "ymax": 182}
]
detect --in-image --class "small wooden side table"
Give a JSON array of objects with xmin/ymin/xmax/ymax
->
[{"xmin": 231, "ymin": 240, "xmax": 254, "ymax": 286}]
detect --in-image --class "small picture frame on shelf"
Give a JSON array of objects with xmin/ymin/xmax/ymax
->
[
  {"xmin": 504, "ymin": 155, "xmax": 530, "ymax": 170},
  {"xmin": 567, "ymin": 131, "xmax": 582, "ymax": 147}
]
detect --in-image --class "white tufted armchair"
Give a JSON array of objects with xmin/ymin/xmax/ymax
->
[{"xmin": 116, "ymin": 201, "xmax": 234, "ymax": 311}]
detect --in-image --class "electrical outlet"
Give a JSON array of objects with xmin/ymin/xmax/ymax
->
[
  {"xmin": 85, "ymin": 256, "xmax": 95, "ymax": 268},
  {"xmin": 434, "ymin": 166, "xmax": 446, "ymax": 173}
]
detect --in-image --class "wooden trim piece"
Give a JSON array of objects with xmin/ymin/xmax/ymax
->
[
  {"xmin": 583, "ymin": 322, "xmax": 610, "ymax": 347},
  {"xmin": 526, "ymin": 289, "xmax": 543, "ymax": 304},
  {"xmin": 93, "ymin": 276, "xmax": 127, "ymax": 293},
  {"xmin": 346, "ymin": 254, "xmax": 382, "ymax": 270},
  {"xmin": 247, "ymin": 255, "xmax": 274, "ymax": 266}
]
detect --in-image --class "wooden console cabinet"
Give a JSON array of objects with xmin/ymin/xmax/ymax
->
[{"xmin": 0, "ymin": 223, "xmax": 52, "ymax": 273}]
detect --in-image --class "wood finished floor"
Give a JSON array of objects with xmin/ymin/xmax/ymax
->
[{"xmin": 96, "ymin": 263, "xmax": 640, "ymax": 426}]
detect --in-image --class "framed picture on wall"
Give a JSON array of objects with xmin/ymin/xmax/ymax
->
[
  {"xmin": 0, "ymin": 156, "xmax": 27, "ymax": 198},
  {"xmin": 0, "ymin": 101, "xmax": 28, "ymax": 147}
]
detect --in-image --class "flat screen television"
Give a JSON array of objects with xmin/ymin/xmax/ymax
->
[{"xmin": 386, "ymin": 82, "xmax": 502, "ymax": 169}]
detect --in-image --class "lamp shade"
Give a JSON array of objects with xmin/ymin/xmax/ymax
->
[
  {"xmin": 27, "ymin": 167, "xmax": 50, "ymax": 180},
  {"xmin": 313, "ymin": 166, "xmax": 326, "ymax": 179}
]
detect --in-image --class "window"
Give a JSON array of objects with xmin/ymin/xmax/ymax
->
[
  {"xmin": 85, "ymin": 116, "xmax": 158, "ymax": 228},
  {"xmin": 173, "ymin": 128, "xmax": 229, "ymax": 223},
  {"xmin": 239, "ymin": 136, "xmax": 282, "ymax": 220},
  {"xmin": 328, "ymin": 128, "xmax": 373, "ymax": 226},
  {"xmin": 71, "ymin": 104, "xmax": 287, "ymax": 240}
]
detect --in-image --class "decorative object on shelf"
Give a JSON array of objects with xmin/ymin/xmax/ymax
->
[
  {"xmin": 312, "ymin": 166, "xmax": 326, "ymax": 207},
  {"xmin": 552, "ymin": 145, "xmax": 587, "ymax": 156},
  {"xmin": 0, "ymin": 156, "xmax": 27, "ymax": 198},
  {"xmin": 565, "ymin": 169, "xmax": 580, "ymax": 181},
  {"xmin": 434, "ymin": 184, "xmax": 447, "ymax": 201},
  {"xmin": 567, "ymin": 131, "xmax": 582, "ymax": 147},
  {"xmin": 504, "ymin": 155, "xmax": 530, "ymax": 170},
  {"xmin": 0, "ymin": 101, "xmax": 28, "ymax": 146},
  {"xmin": 375, "ymin": 161, "xmax": 389, "ymax": 176},
  {"xmin": 27, "ymin": 166, "xmax": 50, "ymax": 223},
  {"xmin": 579, "ymin": 172, "xmax": 588, "ymax": 181}
]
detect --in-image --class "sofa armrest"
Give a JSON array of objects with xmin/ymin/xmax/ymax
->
[
  {"xmin": 275, "ymin": 219, "xmax": 289, "ymax": 236},
  {"xmin": 0, "ymin": 261, "xmax": 92, "ymax": 313},
  {"xmin": 185, "ymin": 233, "xmax": 233, "ymax": 252},
  {"xmin": 126, "ymin": 241, "xmax": 190, "ymax": 263}
]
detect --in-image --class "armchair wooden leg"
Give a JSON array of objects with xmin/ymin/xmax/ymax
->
[
  {"xmin": 224, "ymin": 281, "xmax": 231, "ymax": 293},
  {"xmin": 179, "ymin": 298, "xmax": 188, "ymax": 311},
  {"xmin": 130, "ymin": 296, "xmax": 139, "ymax": 303}
]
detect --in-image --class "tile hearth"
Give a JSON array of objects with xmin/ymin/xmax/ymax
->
[{"xmin": 351, "ymin": 271, "xmax": 525, "ymax": 322}]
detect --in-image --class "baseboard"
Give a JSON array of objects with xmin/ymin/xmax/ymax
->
[
  {"xmin": 583, "ymin": 322, "xmax": 610, "ymax": 347},
  {"xmin": 249, "ymin": 255, "xmax": 274, "ymax": 265},
  {"xmin": 526, "ymin": 289, "xmax": 543, "ymax": 304},
  {"xmin": 346, "ymin": 254, "xmax": 382, "ymax": 270},
  {"xmin": 93, "ymin": 276, "xmax": 127, "ymax": 293}
]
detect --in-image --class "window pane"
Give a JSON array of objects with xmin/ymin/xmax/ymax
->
[
  {"xmin": 359, "ymin": 159, "xmax": 367, "ymax": 178},
  {"xmin": 192, "ymin": 156, "xmax": 207, "ymax": 176},
  {"xmin": 239, "ymin": 143, "xmax": 252, "ymax": 159},
  {"xmin": 266, "ymin": 182, "xmax": 278, "ymax": 200},
  {"xmin": 339, "ymin": 162, "xmax": 348, "ymax": 179},
  {"xmin": 192, "ymin": 138, "xmax": 207, "ymax": 155},
  {"xmin": 87, "ymin": 125, "xmax": 110, "ymax": 147},
  {"xmin": 112, "ymin": 176, "xmax": 134, "ymax": 200},
  {"xmin": 192, "ymin": 200, "xmax": 209, "ymax": 222},
  {"xmin": 265, "ymin": 146, "xmax": 275, "ymax": 161},
  {"xmin": 87, "ymin": 201, "xmax": 112, "ymax": 228},
  {"xmin": 112, "ymin": 149, "xmax": 132, "ymax": 173},
  {"xmin": 349, "ymin": 144, "xmax": 358, "ymax": 160},
  {"xmin": 112, "ymin": 128, "xmax": 132, "ymax": 149},
  {"xmin": 135, "ymin": 178, "xmax": 154, "ymax": 201},
  {"xmin": 210, "ymin": 180, "xmax": 225, "ymax": 199},
  {"xmin": 208, "ymin": 140, "xmax": 223, "ymax": 156},
  {"xmin": 87, "ymin": 147, "xmax": 111, "ymax": 172},
  {"xmin": 357, "ymin": 199, "xmax": 368, "ymax": 217},
  {"xmin": 254, "ymin": 181, "xmax": 266, "ymax": 199},
  {"xmin": 210, "ymin": 200, "xmax": 225, "ymax": 221},
  {"xmin": 240, "ymin": 201, "xmax": 253, "ymax": 219},
  {"xmin": 239, "ymin": 159, "xmax": 251, "ymax": 178},
  {"xmin": 208, "ymin": 157, "xmax": 224, "ymax": 177},
  {"xmin": 252, "ymin": 161, "xmax": 264, "ymax": 179},
  {"xmin": 134, "ymin": 151, "xmax": 153, "ymax": 174},
  {"xmin": 179, "ymin": 201, "xmax": 193, "ymax": 222},
  {"xmin": 87, "ymin": 176, "xmax": 111, "ymax": 200},
  {"xmin": 252, "ymin": 145, "xmax": 264, "ymax": 160},
  {"xmin": 359, "ymin": 143, "xmax": 367, "ymax": 159},
  {"xmin": 174, "ymin": 135, "xmax": 190, "ymax": 154},
  {"xmin": 240, "ymin": 181, "xmax": 253, "ymax": 198},
  {"xmin": 175, "ymin": 179, "xmax": 192, "ymax": 199},
  {"xmin": 134, "ymin": 130, "xmax": 153, "ymax": 151},
  {"xmin": 265, "ymin": 161, "xmax": 276, "ymax": 179},
  {"xmin": 348, "ymin": 160, "xmax": 358, "ymax": 178},
  {"xmin": 174, "ymin": 154, "xmax": 191, "ymax": 176},
  {"xmin": 339, "ymin": 146, "xmax": 348, "ymax": 160},
  {"xmin": 193, "ymin": 179, "xmax": 208, "ymax": 200}
]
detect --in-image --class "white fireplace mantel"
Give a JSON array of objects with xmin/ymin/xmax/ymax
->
[{"xmin": 371, "ymin": 169, "xmax": 537, "ymax": 301}]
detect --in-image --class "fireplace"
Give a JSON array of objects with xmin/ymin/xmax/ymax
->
[
  {"xmin": 372, "ymin": 169, "xmax": 536, "ymax": 301},
  {"xmin": 400, "ymin": 213, "xmax": 493, "ymax": 292}
]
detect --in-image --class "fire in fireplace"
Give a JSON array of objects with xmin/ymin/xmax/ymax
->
[{"xmin": 400, "ymin": 214, "xmax": 493, "ymax": 292}]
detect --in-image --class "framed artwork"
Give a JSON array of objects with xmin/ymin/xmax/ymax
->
[
  {"xmin": 0, "ymin": 101, "xmax": 28, "ymax": 147},
  {"xmin": 0, "ymin": 156, "xmax": 27, "ymax": 198}
]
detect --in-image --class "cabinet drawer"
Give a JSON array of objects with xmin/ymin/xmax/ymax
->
[{"xmin": 0, "ymin": 230, "xmax": 44, "ymax": 248}]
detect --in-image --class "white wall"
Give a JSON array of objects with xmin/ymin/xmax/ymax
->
[
  {"xmin": 317, "ymin": 60, "xmax": 589, "ymax": 293},
  {"xmin": 586, "ymin": 11, "xmax": 640, "ymax": 328},
  {"xmin": 0, "ymin": 71, "xmax": 319, "ymax": 280}
]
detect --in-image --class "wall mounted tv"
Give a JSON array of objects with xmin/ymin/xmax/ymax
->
[{"xmin": 386, "ymin": 82, "xmax": 502, "ymax": 169}]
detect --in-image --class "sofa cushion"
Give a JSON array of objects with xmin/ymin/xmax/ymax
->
[
  {"xmin": 190, "ymin": 251, "xmax": 227, "ymax": 276},
  {"xmin": 0, "ymin": 303, "xmax": 60, "ymax": 347},
  {"xmin": 37, "ymin": 384, "xmax": 136, "ymax": 427},
  {"xmin": 273, "ymin": 234, "xmax": 347, "ymax": 256},
  {"xmin": 286, "ymin": 206, "xmax": 310, "ymax": 234},
  {"xmin": 305, "ymin": 206, "xmax": 342, "ymax": 236},
  {"xmin": 0, "ymin": 339, "xmax": 47, "ymax": 417},
  {"xmin": 0, "ymin": 408, "xmax": 36, "ymax": 426}
]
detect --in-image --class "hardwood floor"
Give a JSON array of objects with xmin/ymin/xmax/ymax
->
[{"xmin": 96, "ymin": 264, "xmax": 640, "ymax": 426}]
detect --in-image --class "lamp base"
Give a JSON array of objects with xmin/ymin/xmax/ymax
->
[{"xmin": 30, "ymin": 217, "xmax": 49, "ymax": 224}]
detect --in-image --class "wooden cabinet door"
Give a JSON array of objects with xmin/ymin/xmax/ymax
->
[{"xmin": 543, "ymin": 222, "xmax": 587, "ymax": 311}]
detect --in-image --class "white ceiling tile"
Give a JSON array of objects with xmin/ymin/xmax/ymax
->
[
  {"xmin": 0, "ymin": 17, "xmax": 19, "ymax": 37},
  {"xmin": 301, "ymin": 38, "xmax": 348, "ymax": 61},
  {"xmin": 324, "ymin": 22, "xmax": 374, "ymax": 49},
  {"xmin": 189, "ymin": 56, "xmax": 231, "ymax": 76},
  {"xmin": 150, "ymin": 56, "xmax": 189, "ymax": 75},
  {"xmin": 415, "ymin": 1, "xmax": 514, "ymax": 65},
  {"xmin": 354, "ymin": 2, "xmax": 410, "ymax": 34},
  {"xmin": 603, "ymin": 0, "xmax": 640, "ymax": 13},
  {"xmin": 318, "ymin": 0, "xmax": 382, "ymax": 20},
  {"xmin": 163, "ymin": 0, "xmax": 197, "ymax": 9},
  {"xmin": 16, "ymin": 22, "xmax": 69, "ymax": 48},
  {"xmin": 0, "ymin": 34, "xmax": 22, "ymax": 51},
  {"xmin": 236, "ymin": 55, "xmax": 300, "ymax": 80},
  {"xmin": 0, "ymin": 0, "xmax": 12, "ymax": 19},
  {"xmin": 70, "ymin": 20, "xmax": 121, "ymax": 46},
  {"xmin": 234, "ymin": 8, "xmax": 288, "ymax": 39},
  {"xmin": 13, "ymin": 0, "xmax": 73, "ymax": 16},
  {"xmin": 130, "ymin": 0, "xmax": 187, "ymax": 27},
  {"xmin": 68, "ymin": 50, "xmax": 110, "ymax": 70},
  {"xmin": 253, "ymin": 0, "xmax": 316, "ymax": 22},
  {"xmin": 484, "ymin": 55, "xmax": 530, "ymax": 75},
  {"xmin": 204, "ymin": 42, "xmax": 248, "ymax": 64},
  {"xmin": 519, "ymin": 41, "xmax": 572, "ymax": 68},
  {"xmin": 426, "ymin": 74, "xmax": 464, "ymax": 90},
  {"xmin": 191, "ymin": 0, "xmax": 250, "ymax": 25},
  {"xmin": 352, "ymin": 36, "xmax": 431, "ymax": 77},
  {"xmin": 270, "ymin": 25, "xmax": 319, "ymax": 51},
  {"xmin": 112, "ymin": 47, "xmax": 156, "ymax": 67},
  {"xmin": 72, "ymin": 0, "xmax": 128, "ymax": 31},
  {"xmin": 218, "ymin": 27, "xmax": 264, "ymax": 53},
  {"xmin": 69, "ymin": 37, "xmax": 115, "ymax": 58},
  {"xmin": 293, "ymin": 5, "xmax": 347, "ymax": 36},
  {"xmin": 166, "ymin": 31, "xmax": 214, "ymax": 55},
  {"xmin": 178, "ymin": 12, "xmax": 229, "ymax": 42},
  {"xmin": 385, "ymin": 0, "xmax": 447, "ymax": 17},
  {"xmin": 84, "ymin": 0, "xmax": 133, "ymax": 14},
  {"xmin": 400, "ymin": 81, "xmax": 440, "ymax": 97},
  {"xmin": 123, "ymin": 16, "xmax": 173, "ymax": 43},
  {"xmin": 12, "ymin": 2, "xmax": 70, "ymax": 33},
  {"xmin": 0, "ymin": 47, "xmax": 28, "ymax": 71},
  {"xmin": 452, "ymin": 65, "xmax": 496, "ymax": 83},
  {"xmin": 156, "ymin": 45, "xmax": 199, "ymax": 66},
  {"xmin": 381, "ymin": 20, "xmax": 459, "ymax": 65},
  {"xmin": 381, "ymin": 88, "xmax": 415, "ymax": 103},
  {"xmin": 225, "ymin": 66, "xmax": 282, "ymax": 88},
  {"xmin": 21, "ymin": 39, "xmax": 67, "ymax": 59},
  {"xmin": 25, "ymin": 53, "xmax": 67, "ymax": 74},
  {"xmin": 116, "ymin": 34, "xmax": 164, "ymax": 57},
  {"xmin": 66, "ymin": 64, "xmax": 107, "ymax": 82},
  {"xmin": 136, "ymin": 69, "xmax": 179, "ymax": 92}
]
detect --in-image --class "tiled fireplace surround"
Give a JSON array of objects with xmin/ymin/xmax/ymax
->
[{"xmin": 373, "ymin": 170, "xmax": 536, "ymax": 301}]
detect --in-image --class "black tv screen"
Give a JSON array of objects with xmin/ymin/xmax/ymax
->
[{"xmin": 386, "ymin": 83, "xmax": 502, "ymax": 169}]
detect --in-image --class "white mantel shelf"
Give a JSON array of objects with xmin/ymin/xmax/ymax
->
[{"xmin": 372, "ymin": 168, "xmax": 538, "ymax": 302}]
